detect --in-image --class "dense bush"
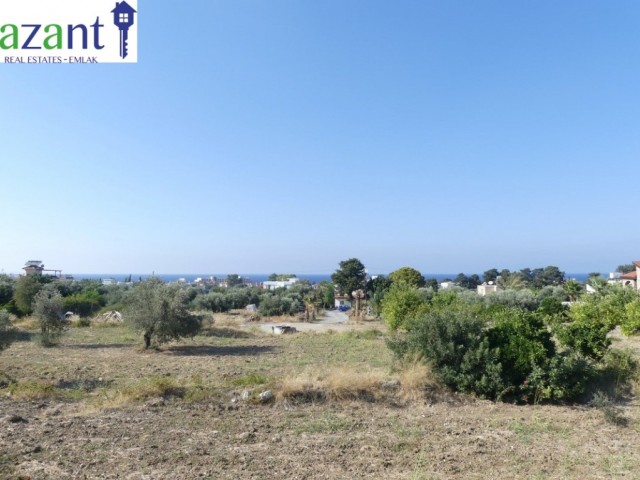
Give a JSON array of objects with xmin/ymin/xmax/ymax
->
[
  {"xmin": 63, "ymin": 289, "xmax": 105, "ymax": 317},
  {"xmin": 388, "ymin": 309, "xmax": 505, "ymax": 398},
  {"xmin": 487, "ymin": 309, "xmax": 555, "ymax": 387},
  {"xmin": 621, "ymin": 299, "xmax": 640, "ymax": 336},
  {"xmin": 388, "ymin": 303, "xmax": 607, "ymax": 403},
  {"xmin": 381, "ymin": 283, "xmax": 429, "ymax": 331}
]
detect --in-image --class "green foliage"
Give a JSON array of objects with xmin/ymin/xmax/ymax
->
[
  {"xmin": 381, "ymin": 283, "xmax": 428, "ymax": 331},
  {"xmin": 483, "ymin": 289, "xmax": 539, "ymax": 311},
  {"xmin": 32, "ymin": 285, "xmax": 67, "ymax": 345},
  {"xmin": 388, "ymin": 309, "xmax": 505, "ymax": 398},
  {"xmin": 563, "ymin": 279, "xmax": 583, "ymax": 302},
  {"xmin": 268, "ymin": 273, "xmax": 296, "ymax": 281},
  {"xmin": 331, "ymin": 258, "xmax": 366, "ymax": 297},
  {"xmin": 557, "ymin": 287, "xmax": 636, "ymax": 359},
  {"xmin": 258, "ymin": 294, "xmax": 300, "ymax": 316},
  {"xmin": 387, "ymin": 297, "xmax": 604, "ymax": 403},
  {"xmin": 195, "ymin": 292, "xmax": 230, "ymax": 312},
  {"xmin": 616, "ymin": 264, "xmax": 636, "ymax": 274},
  {"xmin": 366, "ymin": 275, "xmax": 392, "ymax": 317},
  {"xmin": 489, "ymin": 266, "xmax": 565, "ymax": 290},
  {"xmin": 124, "ymin": 278, "xmax": 201, "ymax": 349},
  {"xmin": 483, "ymin": 269, "xmax": 499, "ymax": 283},
  {"xmin": 0, "ymin": 310, "xmax": 15, "ymax": 352},
  {"xmin": 102, "ymin": 284, "xmax": 131, "ymax": 307},
  {"xmin": 388, "ymin": 267, "xmax": 426, "ymax": 288},
  {"xmin": 13, "ymin": 274, "xmax": 49, "ymax": 315},
  {"xmin": 488, "ymin": 309, "xmax": 556, "ymax": 386},
  {"xmin": 317, "ymin": 281, "xmax": 335, "ymax": 309},
  {"xmin": 454, "ymin": 273, "xmax": 481, "ymax": 290},
  {"xmin": 226, "ymin": 274, "xmax": 243, "ymax": 287},
  {"xmin": 0, "ymin": 275, "xmax": 15, "ymax": 305},
  {"xmin": 621, "ymin": 299, "xmax": 640, "ymax": 336},
  {"xmin": 555, "ymin": 317, "xmax": 611, "ymax": 361},
  {"xmin": 63, "ymin": 289, "xmax": 105, "ymax": 317},
  {"xmin": 525, "ymin": 353, "xmax": 594, "ymax": 403}
]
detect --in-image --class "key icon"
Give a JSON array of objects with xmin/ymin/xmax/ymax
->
[{"xmin": 111, "ymin": 2, "xmax": 136, "ymax": 59}]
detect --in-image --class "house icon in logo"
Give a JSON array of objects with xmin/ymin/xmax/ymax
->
[{"xmin": 111, "ymin": 1, "xmax": 136, "ymax": 59}]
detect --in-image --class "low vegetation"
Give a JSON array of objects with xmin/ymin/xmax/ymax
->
[{"xmin": 384, "ymin": 281, "xmax": 640, "ymax": 404}]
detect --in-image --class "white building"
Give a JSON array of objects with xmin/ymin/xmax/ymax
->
[
  {"xmin": 477, "ymin": 282, "xmax": 501, "ymax": 296},
  {"xmin": 262, "ymin": 277, "xmax": 300, "ymax": 290},
  {"xmin": 608, "ymin": 261, "xmax": 640, "ymax": 291}
]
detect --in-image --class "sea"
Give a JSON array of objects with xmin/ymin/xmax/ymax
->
[{"xmin": 67, "ymin": 273, "xmax": 594, "ymax": 284}]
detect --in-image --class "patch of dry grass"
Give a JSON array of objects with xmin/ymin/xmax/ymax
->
[{"xmin": 277, "ymin": 361, "xmax": 437, "ymax": 404}]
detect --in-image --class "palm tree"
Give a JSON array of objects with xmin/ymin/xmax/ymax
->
[{"xmin": 563, "ymin": 279, "xmax": 583, "ymax": 302}]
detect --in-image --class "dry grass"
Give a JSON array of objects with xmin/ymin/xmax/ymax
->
[
  {"xmin": 278, "ymin": 367, "xmax": 386, "ymax": 402},
  {"xmin": 277, "ymin": 361, "xmax": 438, "ymax": 404}
]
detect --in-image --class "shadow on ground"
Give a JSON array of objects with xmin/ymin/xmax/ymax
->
[
  {"xmin": 199, "ymin": 327, "xmax": 255, "ymax": 339},
  {"xmin": 64, "ymin": 343, "xmax": 133, "ymax": 350},
  {"xmin": 166, "ymin": 345, "xmax": 277, "ymax": 357},
  {"xmin": 13, "ymin": 331, "xmax": 34, "ymax": 342}
]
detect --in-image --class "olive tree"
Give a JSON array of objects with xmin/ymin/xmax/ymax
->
[
  {"xmin": 124, "ymin": 279, "xmax": 201, "ymax": 349},
  {"xmin": 33, "ymin": 285, "xmax": 67, "ymax": 345}
]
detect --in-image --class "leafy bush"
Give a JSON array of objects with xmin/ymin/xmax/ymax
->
[
  {"xmin": 483, "ymin": 289, "xmax": 539, "ymax": 311},
  {"xmin": 555, "ymin": 316, "xmax": 611, "ymax": 361},
  {"xmin": 524, "ymin": 352, "xmax": 594, "ymax": 403},
  {"xmin": 621, "ymin": 299, "xmax": 640, "ymax": 336},
  {"xmin": 381, "ymin": 283, "xmax": 428, "ymax": 331},
  {"xmin": 258, "ymin": 294, "xmax": 294, "ymax": 316},
  {"xmin": 195, "ymin": 292, "xmax": 230, "ymax": 312},
  {"xmin": 389, "ymin": 306, "xmax": 598, "ymax": 403},
  {"xmin": 487, "ymin": 309, "xmax": 555, "ymax": 387},
  {"xmin": 387, "ymin": 309, "xmax": 506, "ymax": 399},
  {"xmin": 63, "ymin": 289, "xmax": 105, "ymax": 317}
]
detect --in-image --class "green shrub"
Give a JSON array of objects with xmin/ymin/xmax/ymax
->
[
  {"xmin": 487, "ymin": 309, "xmax": 556, "ymax": 387},
  {"xmin": 621, "ymin": 299, "xmax": 640, "ymax": 336},
  {"xmin": 525, "ymin": 352, "xmax": 594, "ymax": 403},
  {"xmin": 388, "ymin": 309, "xmax": 505, "ymax": 399},
  {"xmin": 63, "ymin": 290, "xmax": 105, "ymax": 317},
  {"xmin": 555, "ymin": 318, "xmax": 611, "ymax": 361},
  {"xmin": 381, "ymin": 283, "xmax": 428, "ymax": 331}
]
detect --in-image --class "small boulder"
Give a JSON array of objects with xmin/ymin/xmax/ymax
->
[{"xmin": 259, "ymin": 390, "xmax": 274, "ymax": 403}]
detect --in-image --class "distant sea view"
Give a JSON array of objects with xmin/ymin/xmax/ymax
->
[{"xmin": 68, "ymin": 273, "xmax": 595, "ymax": 283}]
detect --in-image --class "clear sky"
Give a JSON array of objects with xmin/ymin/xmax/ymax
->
[{"xmin": 1, "ymin": 0, "xmax": 639, "ymax": 275}]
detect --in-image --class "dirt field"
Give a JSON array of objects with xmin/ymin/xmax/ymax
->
[{"xmin": 1, "ymin": 316, "xmax": 639, "ymax": 479}]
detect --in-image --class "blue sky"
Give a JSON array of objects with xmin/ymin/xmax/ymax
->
[{"xmin": 1, "ymin": 0, "xmax": 639, "ymax": 275}]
